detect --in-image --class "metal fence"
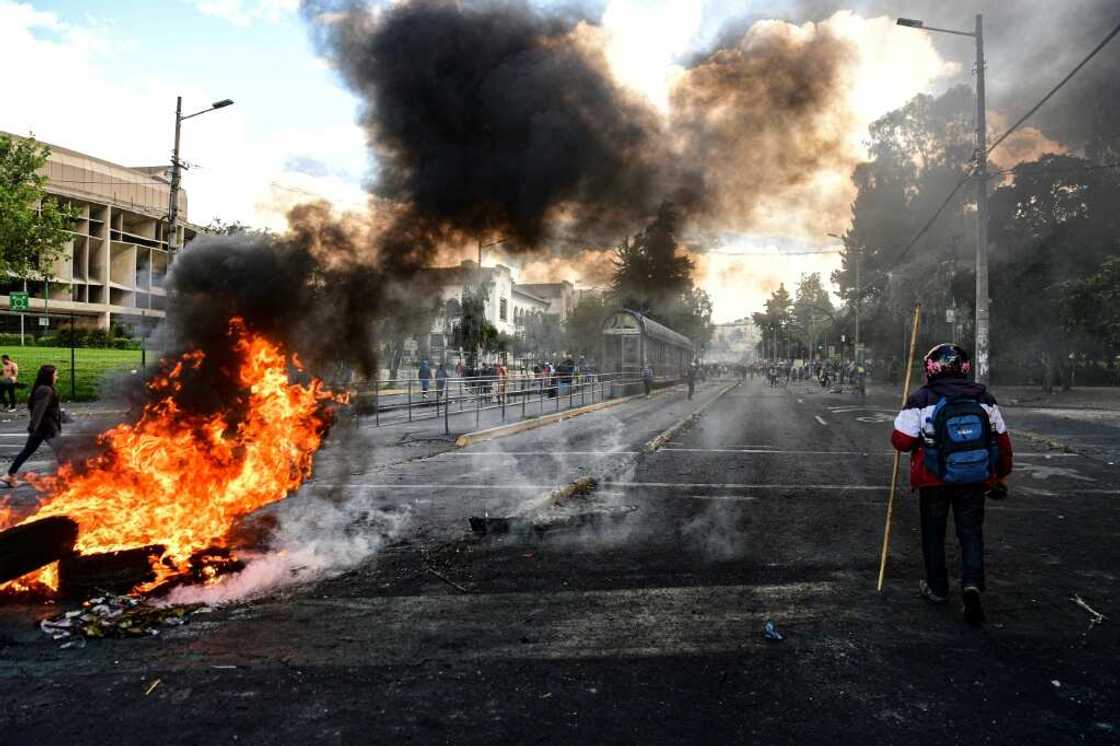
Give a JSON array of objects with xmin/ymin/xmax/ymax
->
[{"xmin": 349, "ymin": 372, "xmax": 630, "ymax": 434}]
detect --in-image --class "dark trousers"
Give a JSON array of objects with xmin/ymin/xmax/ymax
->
[
  {"xmin": 919, "ymin": 485, "xmax": 986, "ymax": 596},
  {"xmin": 0, "ymin": 382, "xmax": 15, "ymax": 408},
  {"xmin": 688, "ymin": 380, "xmax": 695, "ymax": 399},
  {"xmin": 9, "ymin": 433, "xmax": 54, "ymax": 476}
]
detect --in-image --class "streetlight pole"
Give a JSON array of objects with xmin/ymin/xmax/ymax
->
[
  {"xmin": 897, "ymin": 14, "xmax": 989, "ymax": 383},
  {"xmin": 167, "ymin": 97, "xmax": 234, "ymax": 256}
]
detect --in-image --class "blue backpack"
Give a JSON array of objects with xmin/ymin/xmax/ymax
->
[{"xmin": 923, "ymin": 396, "xmax": 998, "ymax": 484}]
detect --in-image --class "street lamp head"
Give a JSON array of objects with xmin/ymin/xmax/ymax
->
[
  {"xmin": 211, "ymin": 99, "xmax": 234, "ymax": 109},
  {"xmin": 896, "ymin": 18, "xmax": 924, "ymax": 28}
]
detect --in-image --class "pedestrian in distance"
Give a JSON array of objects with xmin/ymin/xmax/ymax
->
[
  {"xmin": 890, "ymin": 344, "xmax": 1014, "ymax": 625},
  {"xmin": 418, "ymin": 358, "xmax": 431, "ymax": 399},
  {"xmin": 0, "ymin": 354, "xmax": 18, "ymax": 411},
  {"xmin": 435, "ymin": 361, "xmax": 448, "ymax": 401},
  {"xmin": 687, "ymin": 360, "xmax": 698, "ymax": 400},
  {"xmin": 1, "ymin": 365, "xmax": 62, "ymax": 487},
  {"xmin": 642, "ymin": 364, "xmax": 654, "ymax": 397}
]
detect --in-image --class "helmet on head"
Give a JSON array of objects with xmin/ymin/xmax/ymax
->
[{"xmin": 923, "ymin": 343, "xmax": 971, "ymax": 381}]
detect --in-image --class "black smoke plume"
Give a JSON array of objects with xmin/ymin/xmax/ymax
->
[
  {"xmin": 161, "ymin": 202, "xmax": 387, "ymax": 414},
  {"xmin": 302, "ymin": 0, "xmax": 675, "ymax": 256}
]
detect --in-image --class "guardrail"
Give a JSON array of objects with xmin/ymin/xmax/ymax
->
[{"xmin": 348, "ymin": 372, "xmax": 636, "ymax": 434}]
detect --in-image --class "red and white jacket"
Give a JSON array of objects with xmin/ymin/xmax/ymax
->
[{"xmin": 890, "ymin": 377, "xmax": 1014, "ymax": 489}]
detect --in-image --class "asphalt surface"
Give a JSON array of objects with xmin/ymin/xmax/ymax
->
[{"xmin": 1, "ymin": 377, "xmax": 1118, "ymax": 744}]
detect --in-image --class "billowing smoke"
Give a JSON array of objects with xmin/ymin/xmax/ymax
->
[
  {"xmin": 161, "ymin": 202, "xmax": 392, "ymax": 415},
  {"xmin": 302, "ymin": 0, "xmax": 677, "ymax": 259},
  {"xmin": 670, "ymin": 20, "xmax": 858, "ymax": 237},
  {"xmin": 300, "ymin": 0, "xmax": 869, "ymax": 263}
]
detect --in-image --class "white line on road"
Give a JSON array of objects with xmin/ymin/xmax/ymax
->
[
  {"xmin": 814, "ymin": 415, "xmax": 828, "ymax": 426},
  {"xmin": 448, "ymin": 451, "xmax": 639, "ymax": 457},
  {"xmin": 656, "ymin": 448, "xmax": 1079, "ymax": 457}
]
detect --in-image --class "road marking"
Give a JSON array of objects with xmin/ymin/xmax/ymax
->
[
  {"xmin": 658, "ymin": 448, "xmax": 1079, "ymax": 457},
  {"xmin": 814, "ymin": 415, "xmax": 828, "ymax": 426},
  {"xmin": 449, "ymin": 451, "xmax": 639, "ymax": 456}
]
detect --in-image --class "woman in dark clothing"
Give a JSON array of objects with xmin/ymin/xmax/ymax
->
[{"xmin": 1, "ymin": 365, "xmax": 61, "ymax": 487}]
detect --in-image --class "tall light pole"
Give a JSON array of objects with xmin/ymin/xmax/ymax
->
[
  {"xmin": 828, "ymin": 232, "xmax": 860, "ymax": 364},
  {"xmin": 168, "ymin": 96, "xmax": 234, "ymax": 256},
  {"xmin": 897, "ymin": 15, "xmax": 989, "ymax": 383}
]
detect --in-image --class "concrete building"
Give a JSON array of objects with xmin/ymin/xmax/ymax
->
[{"xmin": 1, "ymin": 133, "xmax": 199, "ymax": 333}]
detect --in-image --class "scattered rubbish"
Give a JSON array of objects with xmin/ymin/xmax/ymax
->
[
  {"xmin": 763, "ymin": 620, "xmax": 783, "ymax": 641},
  {"xmin": 1051, "ymin": 680, "xmax": 1061, "ymax": 688},
  {"xmin": 212, "ymin": 665, "xmax": 238, "ymax": 670},
  {"xmin": 1070, "ymin": 594, "xmax": 1107, "ymax": 630},
  {"xmin": 145, "ymin": 678, "xmax": 162, "ymax": 696},
  {"xmin": 39, "ymin": 593, "xmax": 206, "ymax": 642},
  {"xmin": 59, "ymin": 637, "xmax": 86, "ymax": 650}
]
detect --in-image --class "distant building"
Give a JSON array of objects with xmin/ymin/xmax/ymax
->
[
  {"xmin": 419, "ymin": 260, "xmax": 553, "ymax": 359},
  {"xmin": 1, "ymin": 133, "xmax": 200, "ymax": 332},
  {"xmin": 707, "ymin": 318, "xmax": 759, "ymax": 364},
  {"xmin": 515, "ymin": 281, "xmax": 576, "ymax": 321}
]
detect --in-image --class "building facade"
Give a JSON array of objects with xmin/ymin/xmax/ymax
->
[
  {"xmin": 419, "ymin": 259, "xmax": 557, "ymax": 362},
  {"xmin": 1, "ymin": 133, "xmax": 198, "ymax": 333}
]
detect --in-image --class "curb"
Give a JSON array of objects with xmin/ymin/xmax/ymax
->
[
  {"xmin": 454, "ymin": 387, "xmax": 678, "ymax": 448},
  {"xmin": 642, "ymin": 381, "xmax": 740, "ymax": 453},
  {"xmin": 507, "ymin": 381, "xmax": 741, "ymax": 519}
]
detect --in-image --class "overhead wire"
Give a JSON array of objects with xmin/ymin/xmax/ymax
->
[{"xmin": 888, "ymin": 16, "xmax": 1120, "ymax": 268}]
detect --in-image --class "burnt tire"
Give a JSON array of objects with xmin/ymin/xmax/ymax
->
[{"xmin": 0, "ymin": 516, "xmax": 79, "ymax": 584}]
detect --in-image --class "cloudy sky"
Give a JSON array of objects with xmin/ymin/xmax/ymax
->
[{"xmin": 0, "ymin": 1, "xmax": 978, "ymax": 321}]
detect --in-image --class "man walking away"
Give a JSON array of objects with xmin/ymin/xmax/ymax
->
[
  {"xmin": 418, "ymin": 359, "xmax": 431, "ymax": 399},
  {"xmin": 0, "ymin": 354, "xmax": 17, "ymax": 411},
  {"xmin": 687, "ymin": 361, "xmax": 698, "ymax": 400},
  {"xmin": 642, "ymin": 364, "xmax": 654, "ymax": 397},
  {"xmin": 890, "ymin": 344, "xmax": 1013, "ymax": 625}
]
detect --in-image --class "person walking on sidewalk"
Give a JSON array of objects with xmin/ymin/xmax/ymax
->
[
  {"xmin": 435, "ymin": 361, "xmax": 448, "ymax": 402},
  {"xmin": 642, "ymin": 364, "xmax": 654, "ymax": 397},
  {"xmin": 687, "ymin": 361, "xmax": 698, "ymax": 400},
  {"xmin": 418, "ymin": 359, "xmax": 431, "ymax": 399},
  {"xmin": 0, "ymin": 354, "xmax": 18, "ymax": 411},
  {"xmin": 1, "ymin": 365, "xmax": 62, "ymax": 487},
  {"xmin": 890, "ymin": 344, "xmax": 1014, "ymax": 625}
]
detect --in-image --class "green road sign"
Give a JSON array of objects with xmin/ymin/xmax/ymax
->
[{"xmin": 9, "ymin": 292, "xmax": 29, "ymax": 311}]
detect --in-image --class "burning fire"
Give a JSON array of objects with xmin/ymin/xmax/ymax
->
[{"xmin": 1, "ymin": 318, "xmax": 343, "ymax": 593}]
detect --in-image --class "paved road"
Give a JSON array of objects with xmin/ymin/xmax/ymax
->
[{"xmin": 1, "ymin": 378, "xmax": 1117, "ymax": 744}]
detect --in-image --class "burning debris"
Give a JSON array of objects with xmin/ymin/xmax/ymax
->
[{"xmin": 0, "ymin": 317, "xmax": 345, "ymax": 600}]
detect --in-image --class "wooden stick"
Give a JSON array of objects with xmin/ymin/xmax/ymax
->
[{"xmin": 877, "ymin": 304, "xmax": 922, "ymax": 592}]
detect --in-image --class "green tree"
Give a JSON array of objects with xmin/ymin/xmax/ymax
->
[
  {"xmin": 0, "ymin": 134, "xmax": 75, "ymax": 278},
  {"xmin": 564, "ymin": 292, "xmax": 610, "ymax": 361},
  {"xmin": 609, "ymin": 201, "xmax": 711, "ymax": 353},
  {"xmin": 791, "ymin": 273, "xmax": 834, "ymax": 359},
  {"xmin": 752, "ymin": 284, "xmax": 793, "ymax": 360},
  {"xmin": 452, "ymin": 280, "xmax": 492, "ymax": 369}
]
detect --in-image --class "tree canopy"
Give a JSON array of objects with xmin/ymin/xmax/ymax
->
[{"xmin": 0, "ymin": 134, "xmax": 74, "ymax": 278}]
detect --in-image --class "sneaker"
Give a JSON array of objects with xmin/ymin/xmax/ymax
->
[
  {"xmin": 0, "ymin": 474, "xmax": 17, "ymax": 488},
  {"xmin": 962, "ymin": 585, "xmax": 986, "ymax": 625},
  {"xmin": 919, "ymin": 579, "xmax": 948, "ymax": 603}
]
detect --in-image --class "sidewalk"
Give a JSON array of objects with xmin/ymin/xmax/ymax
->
[{"xmin": 324, "ymin": 382, "xmax": 700, "ymax": 472}]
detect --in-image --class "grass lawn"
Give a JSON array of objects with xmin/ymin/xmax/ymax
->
[{"xmin": 0, "ymin": 346, "xmax": 150, "ymax": 402}]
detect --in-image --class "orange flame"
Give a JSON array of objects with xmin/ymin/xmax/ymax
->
[{"xmin": 0, "ymin": 318, "xmax": 343, "ymax": 593}]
